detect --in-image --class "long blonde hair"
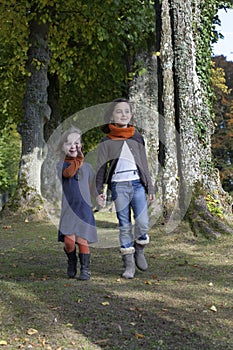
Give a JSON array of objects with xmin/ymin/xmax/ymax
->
[{"xmin": 57, "ymin": 127, "xmax": 82, "ymax": 158}]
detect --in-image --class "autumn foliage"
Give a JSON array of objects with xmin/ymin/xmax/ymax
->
[{"xmin": 211, "ymin": 55, "xmax": 233, "ymax": 195}]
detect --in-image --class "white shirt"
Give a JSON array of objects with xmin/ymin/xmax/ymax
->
[{"xmin": 111, "ymin": 141, "xmax": 140, "ymax": 182}]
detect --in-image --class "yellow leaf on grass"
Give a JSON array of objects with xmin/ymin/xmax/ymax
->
[
  {"xmin": 65, "ymin": 323, "xmax": 73, "ymax": 327},
  {"xmin": 135, "ymin": 333, "xmax": 145, "ymax": 339},
  {"xmin": 0, "ymin": 340, "xmax": 8, "ymax": 345},
  {"xmin": 144, "ymin": 280, "xmax": 152, "ymax": 285},
  {"xmin": 27, "ymin": 328, "xmax": 38, "ymax": 335},
  {"xmin": 210, "ymin": 305, "xmax": 217, "ymax": 312},
  {"xmin": 101, "ymin": 301, "xmax": 110, "ymax": 306}
]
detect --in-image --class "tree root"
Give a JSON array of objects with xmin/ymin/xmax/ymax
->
[{"xmin": 187, "ymin": 195, "xmax": 233, "ymax": 239}]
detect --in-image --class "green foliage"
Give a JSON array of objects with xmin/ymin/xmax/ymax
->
[
  {"xmin": 47, "ymin": 0, "xmax": 155, "ymax": 116},
  {"xmin": 195, "ymin": 0, "xmax": 233, "ymax": 110},
  {"xmin": 211, "ymin": 57, "xmax": 233, "ymax": 195},
  {"xmin": 0, "ymin": 0, "xmax": 155, "ymax": 126},
  {"xmin": 206, "ymin": 193, "xmax": 224, "ymax": 218},
  {"xmin": 0, "ymin": 126, "xmax": 21, "ymax": 193},
  {"xmin": 0, "ymin": 1, "xmax": 29, "ymax": 129},
  {"xmin": 0, "ymin": 0, "xmax": 155, "ymax": 194}
]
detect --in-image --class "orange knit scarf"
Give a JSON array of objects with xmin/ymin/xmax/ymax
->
[
  {"xmin": 63, "ymin": 155, "xmax": 84, "ymax": 178},
  {"xmin": 108, "ymin": 124, "xmax": 135, "ymax": 140}
]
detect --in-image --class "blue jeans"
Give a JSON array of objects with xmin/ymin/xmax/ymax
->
[{"xmin": 111, "ymin": 180, "xmax": 149, "ymax": 248}]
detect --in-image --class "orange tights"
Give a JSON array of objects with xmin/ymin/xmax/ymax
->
[{"xmin": 64, "ymin": 235, "xmax": 89, "ymax": 254}]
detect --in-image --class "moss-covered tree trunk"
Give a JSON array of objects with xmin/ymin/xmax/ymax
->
[
  {"xmin": 130, "ymin": 0, "xmax": 232, "ymax": 236},
  {"xmin": 6, "ymin": 11, "xmax": 51, "ymax": 219},
  {"xmin": 169, "ymin": 0, "xmax": 232, "ymax": 235}
]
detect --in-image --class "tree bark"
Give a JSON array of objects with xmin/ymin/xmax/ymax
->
[
  {"xmin": 7, "ymin": 13, "xmax": 51, "ymax": 218},
  {"xmin": 129, "ymin": 0, "xmax": 232, "ymax": 235},
  {"xmin": 159, "ymin": 0, "xmax": 179, "ymax": 216}
]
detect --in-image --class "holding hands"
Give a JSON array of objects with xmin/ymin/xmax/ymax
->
[{"xmin": 97, "ymin": 193, "xmax": 106, "ymax": 207}]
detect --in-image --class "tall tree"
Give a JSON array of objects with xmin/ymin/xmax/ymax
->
[
  {"xmin": 6, "ymin": 3, "xmax": 51, "ymax": 217},
  {"xmin": 129, "ymin": 0, "xmax": 233, "ymax": 236}
]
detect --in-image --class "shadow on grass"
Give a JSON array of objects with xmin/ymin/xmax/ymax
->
[{"xmin": 0, "ymin": 217, "xmax": 233, "ymax": 349}]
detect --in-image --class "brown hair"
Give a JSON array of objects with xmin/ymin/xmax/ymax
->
[{"xmin": 101, "ymin": 98, "xmax": 133, "ymax": 134}]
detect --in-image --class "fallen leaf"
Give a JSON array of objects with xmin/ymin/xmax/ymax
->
[
  {"xmin": 39, "ymin": 337, "xmax": 46, "ymax": 346},
  {"xmin": 210, "ymin": 305, "xmax": 217, "ymax": 312},
  {"xmin": 49, "ymin": 306, "xmax": 61, "ymax": 310},
  {"xmin": 0, "ymin": 340, "xmax": 8, "ymax": 345},
  {"xmin": 144, "ymin": 280, "xmax": 152, "ymax": 285},
  {"xmin": 2, "ymin": 225, "xmax": 11, "ymax": 229},
  {"xmin": 129, "ymin": 307, "xmax": 136, "ymax": 311},
  {"xmin": 101, "ymin": 301, "xmax": 110, "ymax": 306},
  {"xmin": 27, "ymin": 328, "xmax": 38, "ymax": 335},
  {"xmin": 65, "ymin": 323, "xmax": 73, "ymax": 327},
  {"xmin": 135, "ymin": 333, "xmax": 145, "ymax": 339},
  {"xmin": 117, "ymin": 324, "xmax": 122, "ymax": 333},
  {"xmin": 208, "ymin": 282, "xmax": 213, "ymax": 286},
  {"xmin": 136, "ymin": 307, "xmax": 143, "ymax": 311},
  {"xmin": 151, "ymin": 275, "xmax": 159, "ymax": 279},
  {"xmin": 94, "ymin": 339, "xmax": 109, "ymax": 344}
]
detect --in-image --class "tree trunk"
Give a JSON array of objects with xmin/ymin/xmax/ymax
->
[
  {"xmin": 41, "ymin": 73, "xmax": 62, "ymax": 203},
  {"xmin": 6, "ymin": 13, "xmax": 51, "ymax": 219},
  {"xmin": 169, "ymin": 0, "xmax": 232, "ymax": 232},
  {"xmin": 129, "ymin": 0, "xmax": 233, "ymax": 235}
]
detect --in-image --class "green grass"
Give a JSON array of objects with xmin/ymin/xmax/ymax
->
[{"xmin": 0, "ymin": 211, "xmax": 233, "ymax": 349}]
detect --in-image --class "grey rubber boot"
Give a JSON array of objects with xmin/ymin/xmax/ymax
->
[
  {"xmin": 134, "ymin": 235, "xmax": 150, "ymax": 271},
  {"xmin": 121, "ymin": 247, "xmax": 135, "ymax": 279},
  {"xmin": 78, "ymin": 253, "xmax": 91, "ymax": 280},
  {"xmin": 64, "ymin": 247, "xmax": 77, "ymax": 278}
]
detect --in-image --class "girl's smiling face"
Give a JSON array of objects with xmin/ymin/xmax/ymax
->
[
  {"xmin": 62, "ymin": 132, "xmax": 81, "ymax": 157},
  {"xmin": 111, "ymin": 102, "xmax": 132, "ymax": 128}
]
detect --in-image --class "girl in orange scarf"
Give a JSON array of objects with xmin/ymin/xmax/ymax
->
[
  {"xmin": 96, "ymin": 98, "xmax": 155, "ymax": 279},
  {"xmin": 57, "ymin": 127, "xmax": 98, "ymax": 280}
]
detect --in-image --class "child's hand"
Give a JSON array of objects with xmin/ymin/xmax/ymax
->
[{"xmin": 97, "ymin": 194, "xmax": 106, "ymax": 207}]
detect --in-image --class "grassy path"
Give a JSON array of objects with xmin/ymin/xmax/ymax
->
[{"xmin": 0, "ymin": 211, "xmax": 233, "ymax": 349}]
